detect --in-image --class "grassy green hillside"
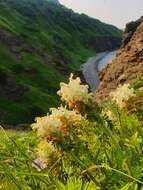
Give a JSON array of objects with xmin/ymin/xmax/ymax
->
[{"xmin": 0, "ymin": 0, "xmax": 122, "ymax": 126}]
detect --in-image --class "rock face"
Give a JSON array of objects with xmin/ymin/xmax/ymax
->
[{"xmin": 96, "ymin": 16, "xmax": 143, "ymax": 100}]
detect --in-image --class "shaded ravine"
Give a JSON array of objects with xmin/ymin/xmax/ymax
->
[{"xmin": 81, "ymin": 51, "xmax": 117, "ymax": 91}]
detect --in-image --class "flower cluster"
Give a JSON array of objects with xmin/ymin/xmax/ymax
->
[
  {"xmin": 32, "ymin": 106, "xmax": 82, "ymax": 141},
  {"xmin": 110, "ymin": 84, "xmax": 136, "ymax": 109},
  {"xmin": 32, "ymin": 75, "xmax": 93, "ymax": 167},
  {"xmin": 32, "ymin": 106, "xmax": 83, "ymax": 165},
  {"xmin": 57, "ymin": 74, "xmax": 92, "ymax": 110}
]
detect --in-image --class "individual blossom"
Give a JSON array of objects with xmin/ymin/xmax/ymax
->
[
  {"xmin": 57, "ymin": 74, "xmax": 93, "ymax": 110},
  {"xmin": 110, "ymin": 84, "xmax": 136, "ymax": 109},
  {"xmin": 32, "ymin": 158, "xmax": 47, "ymax": 172}
]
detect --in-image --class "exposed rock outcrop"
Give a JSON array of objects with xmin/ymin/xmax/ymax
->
[
  {"xmin": 96, "ymin": 16, "xmax": 143, "ymax": 101},
  {"xmin": 122, "ymin": 16, "xmax": 143, "ymax": 47}
]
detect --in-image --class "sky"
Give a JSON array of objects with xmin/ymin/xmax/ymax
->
[{"xmin": 59, "ymin": 0, "xmax": 143, "ymax": 28}]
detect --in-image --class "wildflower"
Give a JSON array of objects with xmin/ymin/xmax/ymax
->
[
  {"xmin": 102, "ymin": 109, "xmax": 113, "ymax": 120},
  {"xmin": 57, "ymin": 74, "xmax": 93, "ymax": 109},
  {"xmin": 37, "ymin": 141, "xmax": 60, "ymax": 165},
  {"xmin": 50, "ymin": 106, "xmax": 82, "ymax": 127},
  {"xmin": 110, "ymin": 84, "xmax": 136, "ymax": 109},
  {"xmin": 32, "ymin": 158, "xmax": 46, "ymax": 171},
  {"xmin": 32, "ymin": 115, "xmax": 62, "ymax": 140},
  {"xmin": 32, "ymin": 106, "xmax": 83, "ymax": 141}
]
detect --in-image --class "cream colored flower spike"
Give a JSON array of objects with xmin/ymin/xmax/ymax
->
[
  {"xmin": 110, "ymin": 84, "xmax": 136, "ymax": 109},
  {"xmin": 57, "ymin": 73, "xmax": 92, "ymax": 108}
]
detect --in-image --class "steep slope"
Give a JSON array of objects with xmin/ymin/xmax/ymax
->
[
  {"xmin": 0, "ymin": 0, "xmax": 122, "ymax": 126},
  {"xmin": 96, "ymin": 16, "xmax": 143, "ymax": 100}
]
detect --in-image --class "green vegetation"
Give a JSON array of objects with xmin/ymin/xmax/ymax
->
[
  {"xmin": 0, "ymin": 77, "xmax": 143, "ymax": 189},
  {"xmin": 0, "ymin": 44, "xmax": 64, "ymax": 126},
  {"xmin": 0, "ymin": 0, "xmax": 122, "ymax": 126}
]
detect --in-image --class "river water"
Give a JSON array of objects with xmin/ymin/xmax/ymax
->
[{"xmin": 81, "ymin": 51, "xmax": 117, "ymax": 91}]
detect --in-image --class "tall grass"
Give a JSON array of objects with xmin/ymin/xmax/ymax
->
[{"xmin": 0, "ymin": 78, "xmax": 143, "ymax": 189}]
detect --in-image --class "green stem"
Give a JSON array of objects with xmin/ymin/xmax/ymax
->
[
  {"xmin": 71, "ymin": 153, "xmax": 100, "ymax": 186},
  {"xmin": 110, "ymin": 167, "xmax": 143, "ymax": 185},
  {"xmin": 83, "ymin": 165, "xmax": 143, "ymax": 185}
]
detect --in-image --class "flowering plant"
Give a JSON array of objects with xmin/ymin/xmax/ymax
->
[
  {"xmin": 32, "ymin": 106, "xmax": 83, "ymax": 165},
  {"xmin": 110, "ymin": 84, "xmax": 136, "ymax": 109},
  {"xmin": 29, "ymin": 75, "xmax": 143, "ymax": 188},
  {"xmin": 57, "ymin": 74, "xmax": 93, "ymax": 111},
  {"xmin": 32, "ymin": 106, "xmax": 83, "ymax": 142},
  {"xmin": 1, "ymin": 76, "xmax": 143, "ymax": 189}
]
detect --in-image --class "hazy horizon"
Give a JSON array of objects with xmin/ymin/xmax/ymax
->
[{"xmin": 60, "ymin": 0, "xmax": 143, "ymax": 28}]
